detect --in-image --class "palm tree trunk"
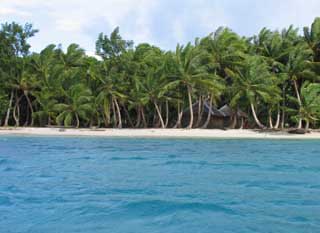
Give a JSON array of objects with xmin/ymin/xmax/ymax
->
[
  {"xmin": 4, "ymin": 90, "xmax": 14, "ymax": 127},
  {"xmin": 281, "ymin": 85, "xmax": 286, "ymax": 129},
  {"xmin": 250, "ymin": 103, "xmax": 265, "ymax": 129},
  {"xmin": 240, "ymin": 117, "xmax": 244, "ymax": 129},
  {"xmin": 13, "ymin": 93, "xmax": 21, "ymax": 127},
  {"xmin": 75, "ymin": 113, "xmax": 80, "ymax": 128},
  {"xmin": 111, "ymin": 98, "xmax": 117, "ymax": 128},
  {"xmin": 268, "ymin": 111, "xmax": 274, "ymax": 129},
  {"xmin": 13, "ymin": 104, "xmax": 19, "ymax": 127},
  {"xmin": 114, "ymin": 98, "xmax": 122, "ymax": 128},
  {"xmin": 195, "ymin": 96, "xmax": 202, "ymax": 127},
  {"xmin": 141, "ymin": 107, "xmax": 147, "ymax": 128},
  {"xmin": 24, "ymin": 92, "xmax": 34, "ymax": 126},
  {"xmin": 103, "ymin": 99, "xmax": 110, "ymax": 127},
  {"xmin": 154, "ymin": 101, "xmax": 165, "ymax": 128},
  {"xmin": 293, "ymin": 80, "xmax": 302, "ymax": 128},
  {"xmin": 165, "ymin": 100, "xmax": 169, "ymax": 128},
  {"xmin": 187, "ymin": 86, "xmax": 193, "ymax": 129},
  {"xmin": 173, "ymin": 102, "xmax": 183, "ymax": 128},
  {"xmin": 305, "ymin": 120, "xmax": 310, "ymax": 131},
  {"xmin": 122, "ymin": 104, "xmax": 134, "ymax": 128},
  {"xmin": 274, "ymin": 106, "xmax": 280, "ymax": 129},
  {"xmin": 229, "ymin": 114, "xmax": 237, "ymax": 129},
  {"xmin": 135, "ymin": 107, "xmax": 141, "ymax": 128},
  {"xmin": 201, "ymin": 95, "xmax": 213, "ymax": 129}
]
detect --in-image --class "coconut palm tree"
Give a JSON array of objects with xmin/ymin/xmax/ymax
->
[
  {"xmin": 33, "ymin": 89, "xmax": 57, "ymax": 126},
  {"xmin": 54, "ymin": 84, "xmax": 93, "ymax": 128},
  {"xmin": 280, "ymin": 43, "xmax": 317, "ymax": 128},
  {"xmin": 135, "ymin": 68, "xmax": 178, "ymax": 128},
  {"xmin": 227, "ymin": 55, "xmax": 281, "ymax": 128},
  {"xmin": 173, "ymin": 43, "xmax": 213, "ymax": 128},
  {"xmin": 297, "ymin": 82, "xmax": 320, "ymax": 130},
  {"xmin": 304, "ymin": 17, "xmax": 320, "ymax": 62}
]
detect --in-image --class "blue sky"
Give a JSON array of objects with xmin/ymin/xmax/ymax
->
[{"xmin": 1, "ymin": 0, "xmax": 320, "ymax": 55}]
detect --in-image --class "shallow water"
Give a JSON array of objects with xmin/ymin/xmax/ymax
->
[{"xmin": 0, "ymin": 136, "xmax": 320, "ymax": 233}]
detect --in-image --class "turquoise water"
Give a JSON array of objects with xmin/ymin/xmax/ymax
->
[{"xmin": 0, "ymin": 137, "xmax": 320, "ymax": 233}]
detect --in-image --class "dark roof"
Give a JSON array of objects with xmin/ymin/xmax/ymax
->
[
  {"xmin": 218, "ymin": 105, "xmax": 233, "ymax": 117},
  {"xmin": 183, "ymin": 101, "xmax": 224, "ymax": 117},
  {"xmin": 218, "ymin": 104, "xmax": 248, "ymax": 118},
  {"xmin": 184, "ymin": 102, "xmax": 248, "ymax": 118},
  {"xmin": 203, "ymin": 102, "xmax": 224, "ymax": 117}
]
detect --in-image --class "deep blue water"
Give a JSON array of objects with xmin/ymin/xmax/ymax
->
[{"xmin": 0, "ymin": 136, "xmax": 320, "ymax": 233}]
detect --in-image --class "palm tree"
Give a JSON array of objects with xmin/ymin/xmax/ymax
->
[
  {"xmin": 96, "ymin": 64, "xmax": 126, "ymax": 128},
  {"xmin": 227, "ymin": 55, "xmax": 281, "ymax": 128},
  {"xmin": 200, "ymin": 27, "xmax": 247, "ymax": 74},
  {"xmin": 297, "ymin": 82, "xmax": 320, "ymax": 130},
  {"xmin": 304, "ymin": 17, "xmax": 320, "ymax": 62},
  {"xmin": 54, "ymin": 84, "xmax": 93, "ymax": 128},
  {"xmin": 136, "ymin": 69, "xmax": 178, "ymax": 128},
  {"xmin": 33, "ymin": 89, "xmax": 57, "ymax": 126},
  {"xmin": 173, "ymin": 43, "xmax": 212, "ymax": 128},
  {"xmin": 280, "ymin": 43, "xmax": 316, "ymax": 128}
]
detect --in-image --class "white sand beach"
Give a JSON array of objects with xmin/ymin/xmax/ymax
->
[{"xmin": 0, "ymin": 127, "xmax": 320, "ymax": 139}]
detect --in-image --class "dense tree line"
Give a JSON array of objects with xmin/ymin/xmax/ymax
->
[{"xmin": 1, "ymin": 19, "xmax": 320, "ymax": 129}]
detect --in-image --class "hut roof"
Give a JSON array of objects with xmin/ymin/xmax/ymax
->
[
  {"xmin": 218, "ymin": 104, "xmax": 248, "ymax": 118},
  {"xmin": 183, "ymin": 101, "xmax": 224, "ymax": 117},
  {"xmin": 218, "ymin": 105, "xmax": 233, "ymax": 117}
]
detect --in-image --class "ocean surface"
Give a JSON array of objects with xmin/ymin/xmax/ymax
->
[{"xmin": 0, "ymin": 136, "xmax": 320, "ymax": 233}]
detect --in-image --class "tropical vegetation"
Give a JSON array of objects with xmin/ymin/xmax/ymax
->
[{"xmin": 1, "ymin": 19, "xmax": 320, "ymax": 130}]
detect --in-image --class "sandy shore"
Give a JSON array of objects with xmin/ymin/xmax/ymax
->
[{"xmin": 0, "ymin": 127, "xmax": 320, "ymax": 139}]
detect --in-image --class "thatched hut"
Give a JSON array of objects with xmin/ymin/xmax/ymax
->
[
  {"xmin": 218, "ymin": 105, "xmax": 248, "ymax": 129},
  {"xmin": 181, "ymin": 102, "xmax": 248, "ymax": 129},
  {"xmin": 182, "ymin": 101, "xmax": 226, "ymax": 129}
]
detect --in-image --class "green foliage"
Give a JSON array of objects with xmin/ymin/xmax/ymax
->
[
  {"xmin": 1, "ymin": 19, "xmax": 320, "ymax": 129},
  {"xmin": 300, "ymin": 82, "xmax": 320, "ymax": 123}
]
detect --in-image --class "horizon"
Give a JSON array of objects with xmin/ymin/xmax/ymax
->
[{"xmin": 1, "ymin": 0, "xmax": 320, "ymax": 55}]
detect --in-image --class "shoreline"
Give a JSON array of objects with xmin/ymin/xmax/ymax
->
[{"xmin": 1, "ymin": 127, "xmax": 320, "ymax": 139}]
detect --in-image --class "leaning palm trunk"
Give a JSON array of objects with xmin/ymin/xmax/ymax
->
[
  {"xmin": 135, "ymin": 107, "xmax": 141, "ymax": 128},
  {"xmin": 201, "ymin": 95, "xmax": 213, "ymax": 129},
  {"xmin": 281, "ymin": 86, "xmax": 286, "ymax": 129},
  {"xmin": 268, "ymin": 111, "xmax": 274, "ymax": 129},
  {"xmin": 4, "ymin": 90, "xmax": 14, "ymax": 127},
  {"xmin": 140, "ymin": 107, "xmax": 148, "ymax": 128},
  {"xmin": 305, "ymin": 120, "xmax": 310, "ymax": 131},
  {"xmin": 187, "ymin": 86, "xmax": 193, "ymax": 129},
  {"xmin": 13, "ymin": 103, "xmax": 19, "ymax": 127},
  {"xmin": 154, "ymin": 101, "xmax": 165, "ymax": 128},
  {"xmin": 293, "ymin": 80, "xmax": 302, "ymax": 129},
  {"xmin": 250, "ymin": 103, "xmax": 265, "ymax": 129},
  {"xmin": 173, "ymin": 102, "xmax": 183, "ymax": 128},
  {"xmin": 75, "ymin": 113, "xmax": 80, "ymax": 128},
  {"xmin": 240, "ymin": 118, "xmax": 244, "ymax": 129},
  {"xmin": 24, "ymin": 92, "xmax": 34, "ymax": 126},
  {"xmin": 114, "ymin": 98, "xmax": 122, "ymax": 128},
  {"xmin": 229, "ymin": 114, "xmax": 237, "ymax": 129},
  {"xmin": 164, "ymin": 100, "xmax": 169, "ymax": 128},
  {"xmin": 122, "ymin": 104, "xmax": 134, "ymax": 128},
  {"xmin": 13, "ymin": 93, "xmax": 22, "ymax": 127},
  {"xmin": 274, "ymin": 106, "xmax": 281, "ymax": 129},
  {"xmin": 195, "ymin": 96, "xmax": 202, "ymax": 127}
]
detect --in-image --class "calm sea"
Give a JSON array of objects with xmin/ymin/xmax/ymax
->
[{"xmin": 0, "ymin": 136, "xmax": 320, "ymax": 233}]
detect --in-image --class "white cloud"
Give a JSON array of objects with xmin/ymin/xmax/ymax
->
[
  {"xmin": 1, "ymin": 0, "xmax": 320, "ymax": 53},
  {"xmin": 55, "ymin": 19, "xmax": 84, "ymax": 32},
  {"xmin": 0, "ymin": 7, "xmax": 31, "ymax": 17}
]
